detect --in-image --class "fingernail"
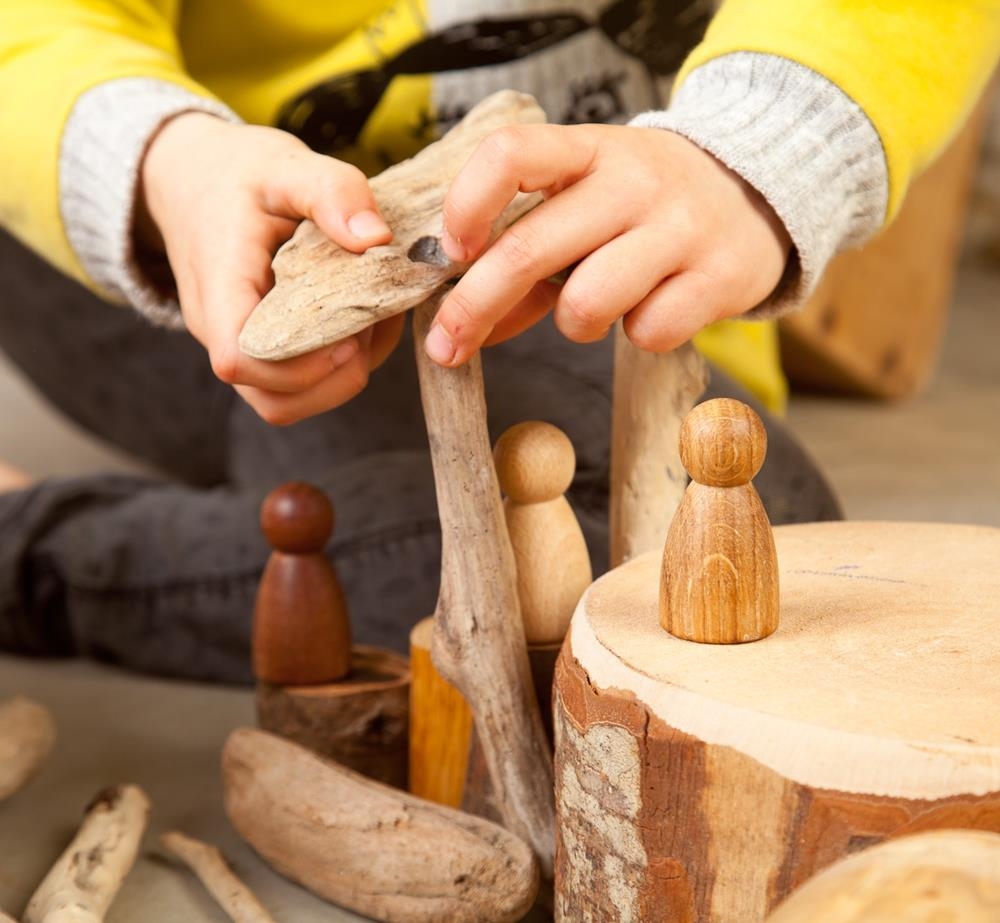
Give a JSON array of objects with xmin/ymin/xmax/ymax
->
[
  {"xmin": 424, "ymin": 323, "xmax": 456, "ymax": 365},
  {"xmin": 441, "ymin": 230, "xmax": 467, "ymax": 262},
  {"xmin": 347, "ymin": 209, "xmax": 390, "ymax": 241},
  {"xmin": 331, "ymin": 338, "xmax": 359, "ymax": 367}
]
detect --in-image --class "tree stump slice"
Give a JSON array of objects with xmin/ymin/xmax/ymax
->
[
  {"xmin": 553, "ymin": 521, "xmax": 1000, "ymax": 923},
  {"xmin": 257, "ymin": 645, "xmax": 410, "ymax": 788}
]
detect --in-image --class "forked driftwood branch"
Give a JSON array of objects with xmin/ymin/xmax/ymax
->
[
  {"xmin": 239, "ymin": 90, "xmax": 545, "ymax": 361},
  {"xmin": 0, "ymin": 696, "xmax": 56, "ymax": 802},
  {"xmin": 413, "ymin": 295, "xmax": 556, "ymax": 878},
  {"xmin": 23, "ymin": 784, "xmax": 150, "ymax": 923},
  {"xmin": 161, "ymin": 831, "xmax": 277, "ymax": 923},
  {"xmin": 222, "ymin": 728, "xmax": 538, "ymax": 923}
]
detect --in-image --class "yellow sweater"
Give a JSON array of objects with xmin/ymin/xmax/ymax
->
[{"xmin": 0, "ymin": 1, "xmax": 997, "ymax": 412}]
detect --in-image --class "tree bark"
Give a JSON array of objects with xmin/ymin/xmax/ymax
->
[{"xmin": 554, "ymin": 521, "xmax": 1000, "ymax": 922}]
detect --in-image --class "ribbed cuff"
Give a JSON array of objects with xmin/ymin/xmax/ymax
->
[
  {"xmin": 631, "ymin": 52, "xmax": 888, "ymax": 317},
  {"xmin": 59, "ymin": 78, "xmax": 241, "ymax": 327}
]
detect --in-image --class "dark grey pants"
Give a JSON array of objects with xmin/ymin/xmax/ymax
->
[{"xmin": 0, "ymin": 230, "xmax": 840, "ymax": 684}]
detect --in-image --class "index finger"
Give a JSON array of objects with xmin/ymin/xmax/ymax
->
[{"xmin": 441, "ymin": 124, "xmax": 597, "ymax": 261}]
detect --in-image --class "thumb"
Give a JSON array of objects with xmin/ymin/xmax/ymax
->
[{"xmin": 261, "ymin": 145, "xmax": 392, "ymax": 253}]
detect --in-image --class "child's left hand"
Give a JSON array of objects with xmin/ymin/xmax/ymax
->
[{"xmin": 424, "ymin": 124, "xmax": 791, "ymax": 366}]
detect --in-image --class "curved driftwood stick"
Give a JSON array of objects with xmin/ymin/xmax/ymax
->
[
  {"xmin": 223, "ymin": 728, "xmax": 538, "ymax": 923},
  {"xmin": 609, "ymin": 328, "xmax": 707, "ymax": 567},
  {"xmin": 161, "ymin": 831, "xmax": 277, "ymax": 923},
  {"xmin": 413, "ymin": 295, "xmax": 556, "ymax": 878},
  {"xmin": 0, "ymin": 696, "xmax": 56, "ymax": 802},
  {"xmin": 239, "ymin": 90, "xmax": 545, "ymax": 361},
  {"xmin": 23, "ymin": 784, "xmax": 150, "ymax": 923}
]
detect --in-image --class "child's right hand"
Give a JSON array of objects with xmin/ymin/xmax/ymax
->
[{"xmin": 139, "ymin": 113, "xmax": 401, "ymax": 425}]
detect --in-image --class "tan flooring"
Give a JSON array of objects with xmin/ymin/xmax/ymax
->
[{"xmin": 787, "ymin": 259, "xmax": 1000, "ymax": 525}]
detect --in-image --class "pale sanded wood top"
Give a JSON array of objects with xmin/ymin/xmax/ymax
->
[{"xmin": 571, "ymin": 521, "xmax": 1000, "ymax": 797}]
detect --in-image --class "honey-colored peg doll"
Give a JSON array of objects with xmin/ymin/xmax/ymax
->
[
  {"xmin": 660, "ymin": 398, "xmax": 779, "ymax": 643},
  {"xmin": 494, "ymin": 421, "xmax": 593, "ymax": 646},
  {"xmin": 252, "ymin": 482, "xmax": 352, "ymax": 684}
]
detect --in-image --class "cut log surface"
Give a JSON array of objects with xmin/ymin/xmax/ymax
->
[
  {"xmin": 765, "ymin": 830, "xmax": 1000, "ymax": 923},
  {"xmin": 239, "ymin": 91, "xmax": 545, "ymax": 361},
  {"xmin": 0, "ymin": 695, "xmax": 56, "ymax": 801},
  {"xmin": 554, "ymin": 521, "xmax": 1000, "ymax": 922},
  {"xmin": 256, "ymin": 644, "xmax": 410, "ymax": 787},
  {"xmin": 223, "ymin": 727, "xmax": 538, "ymax": 923}
]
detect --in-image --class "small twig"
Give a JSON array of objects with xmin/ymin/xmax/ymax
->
[
  {"xmin": 161, "ymin": 831, "xmax": 277, "ymax": 923},
  {"xmin": 23, "ymin": 784, "xmax": 150, "ymax": 923},
  {"xmin": 0, "ymin": 696, "xmax": 56, "ymax": 802}
]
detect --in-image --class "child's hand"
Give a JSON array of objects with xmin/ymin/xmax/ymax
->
[
  {"xmin": 140, "ymin": 113, "xmax": 401, "ymax": 425},
  {"xmin": 425, "ymin": 124, "xmax": 791, "ymax": 366}
]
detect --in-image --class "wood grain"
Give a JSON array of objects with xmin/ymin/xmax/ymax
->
[
  {"xmin": 223, "ymin": 727, "xmax": 539, "ymax": 923},
  {"xmin": 408, "ymin": 617, "xmax": 474, "ymax": 807},
  {"xmin": 252, "ymin": 483, "xmax": 351, "ymax": 685},
  {"xmin": 765, "ymin": 830, "xmax": 1000, "ymax": 922},
  {"xmin": 553, "ymin": 521, "xmax": 1000, "ymax": 922},
  {"xmin": 239, "ymin": 91, "xmax": 545, "ymax": 361},
  {"xmin": 414, "ymin": 295, "xmax": 556, "ymax": 878},
  {"xmin": 494, "ymin": 421, "xmax": 592, "ymax": 646},
  {"xmin": 660, "ymin": 398, "xmax": 779, "ymax": 644},
  {"xmin": 609, "ymin": 329, "xmax": 707, "ymax": 567},
  {"xmin": 24, "ymin": 785, "xmax": 150, "ymax": 923},
  {"xmin": 256, "ymin": 645, "xmax": 410, "ymax": 788}
]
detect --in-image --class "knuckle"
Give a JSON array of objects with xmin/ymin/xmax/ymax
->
[
  {"xmin": 439, "ymin": 289, "xmax": 479, "ymax": 337},
  {"xmin": 210, "ymin": 348, "xmax": 240, "ymax": 385},
  {"xmin": 494, "ymin": 227, "xmax": 541, "ymax": 277},
  {"xmin": 558, "ymin": 285, "xmax": 604, "ymax": 335},
  {"xmin": 480, "ymin": 126, "xmax": 527, "ymax": 171}
]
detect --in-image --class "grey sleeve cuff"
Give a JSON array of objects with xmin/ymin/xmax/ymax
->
[
  {"xmin": 59, "ymin": 78, "xmax": 241, "ymax": 328},
  {"xmin": 630, "ymin": 52, "xmax": 889, "ymax": 317}
]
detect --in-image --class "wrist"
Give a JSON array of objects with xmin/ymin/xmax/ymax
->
[{"xmin": 139, "ymin": 111, "xmax": 230, "ymax": 245}]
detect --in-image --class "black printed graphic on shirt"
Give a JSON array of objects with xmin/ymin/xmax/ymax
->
[{"xmin": 278, "ymin": 0, "xmax": 711, "ymax": 154}]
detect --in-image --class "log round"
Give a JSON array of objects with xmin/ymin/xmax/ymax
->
[
  {"xmin": 257, "ymin": 644, "xmax": 410, "ymax": 788},
  {"xmin": 553, "ymin": 521, "xmax": 1000, "ymax": 922}
]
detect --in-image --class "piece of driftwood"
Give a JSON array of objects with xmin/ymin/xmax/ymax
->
[
  {"xmin": 253, "ymin": 482, "xmax": 352, "ymax": 685},
  {"xmin": 222, "ymin": 727, "xmax": 538, "ymax": 923},
  {"xmin": 161, "ymin": 831, "xmax": 277, "ymax": 923},
  {"xmin": 408, "ymin": 616, "xmax": 473, "ymax": 808},
  {"xmin": 257, "ymin": 644, "xmax": 410, "ymax": 788},
  {"xmin": 0, "ymin": 909, "xmax": 17, "ymax": 923},
  {"xmin": 0, "ymin": 695, "xmax": 56, "ymax": 802},
  {"xmin": 553, "ymin": 520, "xmax": 1000, "ymax": 921},
  {"xmin": 414, "ymin": 295, "xmax": 556, "ymax": 878},
  {"xmin": 239, "ymin": 90, "xmax": 545, "ymax": 361},
  {"xmin": 765, "ymin": 830, "xmax": 1000, "ymax": 922},
  {"xmin": 609, "ymin": 328, "xmax": 707, "ymax": 567},
  {"xmin": 23, "ymin": 784, "xmax": 150, "ymax": 923},
  {"xmin": 660, "ymin": 398, "xmax": 779, "ymax": 643}
]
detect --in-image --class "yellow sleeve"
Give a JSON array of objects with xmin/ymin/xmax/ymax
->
[
  {"xmin": 0, "ymin": 1, "xmax": 220, "ymax": 283},
  {"xmin": 677, "ymin": 0, "xmax": 1000, "ymax": 221}
]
